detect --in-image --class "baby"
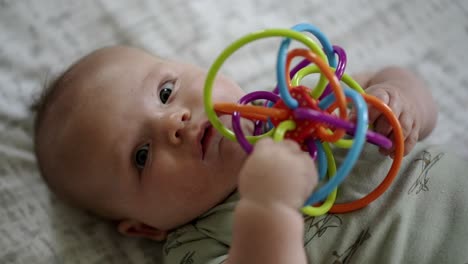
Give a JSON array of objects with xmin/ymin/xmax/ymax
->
[{"xmin": 32, "ymin": 46, "xmax": 468, "ymax": 263}]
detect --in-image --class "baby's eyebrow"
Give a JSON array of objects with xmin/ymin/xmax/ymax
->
[
  {"xmin": 139, "ymin": 64, "xmax": 171, "ymax": 96},
  {"xmin": 139, "ymin": 69, "xmax": 156, "ymax": 92}
]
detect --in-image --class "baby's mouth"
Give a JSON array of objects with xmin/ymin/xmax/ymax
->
[{"xmin": 200, "ymin": 124, "xmax": 214, "ymax": 160}]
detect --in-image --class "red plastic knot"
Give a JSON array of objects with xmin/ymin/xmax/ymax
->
[{"xmin": 271, "ymin": 86, "xmax": 327, "ymax": 150}]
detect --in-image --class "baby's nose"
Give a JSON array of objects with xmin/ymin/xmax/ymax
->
[{"xmin": 164, "ymin": 110, "xmax": 191, "ymax": 145}]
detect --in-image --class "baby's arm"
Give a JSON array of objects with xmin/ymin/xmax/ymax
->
[
  {"xmin": 353, "ymin": 67, "xmax": 438, "ymax": 156},
  {"xmin": 227, "ymin": 138, "xmax": 318, "ymax": 264}
]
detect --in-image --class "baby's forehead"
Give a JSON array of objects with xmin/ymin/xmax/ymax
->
[
  {"xmin": 50, "ymin": 47, "xmax": 188, "ymax": 122},
  {"xmin": 57, "ymin": 47, "xmax": 147, "ymax": 97}
]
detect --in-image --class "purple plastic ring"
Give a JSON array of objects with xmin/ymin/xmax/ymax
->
[
  {"xmin": 306, "ymin": 138, "xmax": 318, "ymax": 160},
  {"xmin": 293, "ymin": 108, "xmax": 393, "ymax": 149},
  {"xmin": 232, "ymin": 91, "xmax": 280, "ymax": 153},
  {"xmin": 320, "ymin": 45, "xmax": 347, "ymax": 99}
]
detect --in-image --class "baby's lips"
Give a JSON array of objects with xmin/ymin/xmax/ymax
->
[{"xmin": 198, "ymin": 121, "xmax": 214, "ymax": 160}]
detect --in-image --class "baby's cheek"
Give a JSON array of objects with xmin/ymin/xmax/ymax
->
[{"xmin": 214, "ymin": 77, "xmax": 244, "ymax": 101}]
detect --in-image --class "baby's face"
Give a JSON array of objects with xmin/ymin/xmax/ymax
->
[{"xmin": 44, "ymin": 46, "xmax": 248, "ymax": 231}]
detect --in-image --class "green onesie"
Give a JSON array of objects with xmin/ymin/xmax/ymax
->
[{"xmin": 163, "ymin": 144, "xmax": 468, "ymax": 264}]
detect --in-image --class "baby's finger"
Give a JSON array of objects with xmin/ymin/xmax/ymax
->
[
  {"xmin": 281, "ymin": 139, "xmax": 303, "ymax": 153},
  {"xmin": 379, "ymin": 132, "xmax": 394, "ymax": 156},
  {"xmin": 365, "ymin": 86, "xmax": 390, "ymax": 124},
  {"xmin": 366, "ymin": 106, "xmax": 382, "ymax": 127},
  {"xmin": 255, "ymin": 137, "xmax": 274, "ymax": 148},
  {"xmin": 373, "ymin": 115, "xmax": 393, "ymax": 137},
  {"xmin": 380, "ymin": 125, "xmax": 418, "ymax": 158},
  {"xmin": 398, "ymin": 111, "xmax": 415, "ymax": 140},
  {"xmin": 403, "ymin": 129, "xmax": 418, "ymax": 156}
]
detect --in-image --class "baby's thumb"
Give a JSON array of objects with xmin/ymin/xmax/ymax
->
[
  {"xmin": 366, "ymin": 86, "xmax": 390, "ymax": 104},
  {"xmin": 365, "ymin": 86, "xmax": 390, "ymax": 124}
]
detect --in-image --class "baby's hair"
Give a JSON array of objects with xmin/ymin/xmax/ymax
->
[
  {"xmin": 30, "ymin": 65, "xmax": 75, "ymax": 183},
  {"xmin": 31, "ymin": 73, "xmax": 62, "ymax": 136},
  {"xmin": 29, "ymin": 54, "xmax": 125, "ymax": 221}
]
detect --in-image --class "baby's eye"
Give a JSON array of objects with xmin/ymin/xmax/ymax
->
[
  {"xmin": 134, "ymin": 144, "xmax": 149, "ymax": 170},
  {"xmin": 159, "ymin": 82, "xmax": 174, "ymax": 104}
]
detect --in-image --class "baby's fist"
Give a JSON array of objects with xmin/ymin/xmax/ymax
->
[
  {"xmin": 364, "ymin": 84, "xmax": 421, "ymax": 156},
  {"xmin": 238, "ymin": 138, "xmax": 318, "ymax": 209}
]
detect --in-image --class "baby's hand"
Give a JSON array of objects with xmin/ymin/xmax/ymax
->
[
  {"xmin": 238, "ymin": 138, "xmax": 318, "ymax": 209},
  {"xmin": 364, "ymin": 83, "xmax": 421, "ymax": 156}
]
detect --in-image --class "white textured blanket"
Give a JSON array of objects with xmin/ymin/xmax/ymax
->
[{"xmin": 1, "ymin": 0, "xmax": 467, "ymax": 263}]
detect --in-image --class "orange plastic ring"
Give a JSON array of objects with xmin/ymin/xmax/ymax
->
[{"xmin": 328, "ymin": 93, "xmax": 404, "ymax": 213}]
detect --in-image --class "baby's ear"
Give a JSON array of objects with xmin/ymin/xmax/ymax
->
[{"xmin": 117, "ymin": 219, "xmax": 168, "ymax": 241}]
